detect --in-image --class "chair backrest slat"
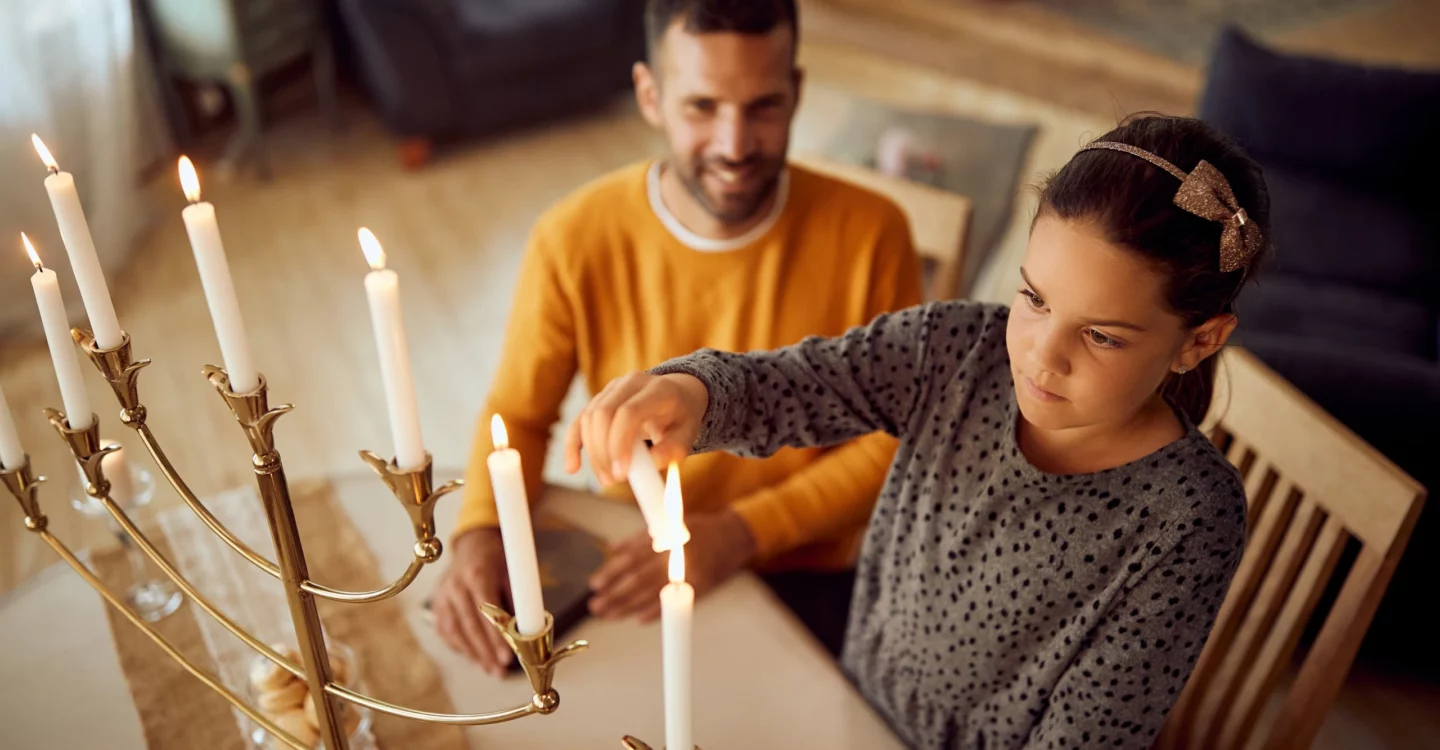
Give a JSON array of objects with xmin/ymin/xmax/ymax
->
[
  {"xmin": 1191, "ymin": 498, "xmax": 1325, "ymax": 746},
  {"xmin": 1156, "ymin": 349, "xmax": 1426, "ymax": 750},
  {"xmin": 1220, "ymin": 514, "xmax": 1349, "ymax": 748}
]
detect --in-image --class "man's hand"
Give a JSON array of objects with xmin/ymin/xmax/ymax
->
[
  {"xmin": 588, "ymin": 509, "xmax": 758, "ymax": 622},
  {"xmin": 432, "ymin": 528, "xmax": 515, "ymax": 676}
]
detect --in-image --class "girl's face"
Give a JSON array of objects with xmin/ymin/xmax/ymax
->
[{"xmin": 1006, "ymin": 215, "xmax": 1231, "ymax": 432}]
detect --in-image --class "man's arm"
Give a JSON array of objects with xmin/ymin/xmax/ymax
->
[
  {"xmin": 728, "ymin": 203, "xmax": 924, "ymax": 559},
  {"xmin": 455, "ymin": 228, "xmax": 578, "ymax": 536}
]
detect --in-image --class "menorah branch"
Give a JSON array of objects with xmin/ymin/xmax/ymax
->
[
  {"xmin": 52, "ymin": 410, "xmax": 305, "ymax": 682},
  {"xmin": 23, "ymin": 327, "xmax": 594, "ymax": 749},
  {"xmin": 134, "ymin": 422, "xmax": 283, "ymax": 578},
  {"xmin": 294, "ymin": 451, "xmax": 461, "ymax": 604},
  {"xmin": 324, "ymin": 605, "xmax": 590, "ymax": 724},
  {"xmin": 75, "ymin": 328, "xmax": 284, "ymax": 580},
  {"xmin": 94, "ymin": 489, "xmax": 305, "ymax": 678},
  {"xmin": 300, "ymin": 556, "xmax": 425, "ymax": 603},
  {"xmin": 325, "ymin": 682, "xmax": 541, "ymax": 725},
  {"xmin": 33, "ymin": 528, "xmax": 311, "ymax": 750}
]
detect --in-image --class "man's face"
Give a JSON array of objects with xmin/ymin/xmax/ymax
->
[{"xmin": 635, "ymin": 21, "xmax": 801, "ymax": 225}]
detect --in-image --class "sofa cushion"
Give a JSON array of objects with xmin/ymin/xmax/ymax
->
[
  {"xmin": 1236, "ymin": 276, "xmax": 1437, "ymax": 361},
  {"xmin": 1201, "ymin": 26, "xmax": 1440, "ymax": 198},
  {"xmin": 1262, "ymin": 163, "xmax": 1440, "ymax": 298},
  {"xmin": 451, "ymin": 0, "xmax": 626, "ymax": 79}
]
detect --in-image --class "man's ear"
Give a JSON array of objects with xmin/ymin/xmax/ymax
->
[
  {"xmin": 634, "ymin": 61, "xmax": 663, "ymax": 128},
  {"xmin": 1176, "ymin": 314, "xmax": 1238, "ymax": 371},
  {"xmin": 792, "ymin": 66, "xmax": 806, "ymax": 109}
]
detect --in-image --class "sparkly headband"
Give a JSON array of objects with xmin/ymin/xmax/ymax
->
[{"xmin": 1079, "ymin": 141, "xmax": 1262, "ymax": 273}]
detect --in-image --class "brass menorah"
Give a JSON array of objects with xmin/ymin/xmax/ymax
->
[{"xmin": 0, "ymin": 328, "xmax": 590, "ymax": 749}]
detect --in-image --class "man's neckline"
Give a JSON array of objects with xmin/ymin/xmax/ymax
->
[{"xmin": 646, "ymin": 160, "xmax": 790, "ymax": 253}]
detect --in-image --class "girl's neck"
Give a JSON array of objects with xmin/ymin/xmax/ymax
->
[{"xmin": 1018, "ymin": 394, "xmax": 1186, "ymax": 476}]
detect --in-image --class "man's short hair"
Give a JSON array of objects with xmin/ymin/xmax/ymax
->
[{"xmin": 644, "ymin": 0, "xmax": 799, "ymax": 64}]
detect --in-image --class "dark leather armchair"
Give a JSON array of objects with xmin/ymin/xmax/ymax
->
[{"xmin": 339, "ymin": 0, "xmax": 645, "ymax": 159}]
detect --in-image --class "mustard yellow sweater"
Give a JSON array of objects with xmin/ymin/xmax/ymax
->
[{"xmin": 456, "ymin": 160, "xmax": 923, "ymax": 570}]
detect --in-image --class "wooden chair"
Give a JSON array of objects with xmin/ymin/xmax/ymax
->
[
  {"xmin": 1156, "ymin": 348, "xmax": 1427, "ymax": 750},
  {"xmin": 790, "ymin": 153, "xmax": 974, "ymax": 301}
]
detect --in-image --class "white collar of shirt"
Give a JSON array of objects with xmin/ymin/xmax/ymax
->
[{"xmin": 646, "ymin": 160, "xmax": 789, "ymax": 253}]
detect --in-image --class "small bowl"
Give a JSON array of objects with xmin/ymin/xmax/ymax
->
[{"xmin": 246, "ymin": 642, "xmax": 375, "ymax": 750}]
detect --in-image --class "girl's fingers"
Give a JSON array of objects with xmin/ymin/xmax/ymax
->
[
  {"xmin": 608, "ymin": 386, "xmax": 661, "ymax": 479},
  {"xmin": 586, "ymin": 375, "xmax": 650, "ymax": 484},
  {"xmin": 568, "ymin": 373, "xmax": 690, "ymax": 485},
  {"xmin": 649, "ymin": 419, "xmax": 693, "ymax": 468}
]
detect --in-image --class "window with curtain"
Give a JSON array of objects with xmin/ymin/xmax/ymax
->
[{"xmin": 0, "ymin": 0, "xmax": 169, "ymax": 341}]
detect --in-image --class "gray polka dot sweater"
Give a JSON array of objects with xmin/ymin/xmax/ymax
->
[{"xmin": 651, "ymin": 301, "xmax": 1246, "ymax": 750}]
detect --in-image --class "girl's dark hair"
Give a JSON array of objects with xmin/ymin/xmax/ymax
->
[{"xmin": 1038, "ymin": 114, "xmax": 1272, "ymax": 425}]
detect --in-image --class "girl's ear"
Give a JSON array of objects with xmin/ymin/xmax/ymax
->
[{"xmin": 1175, "ymin": 314, "xmax": 1238, "ymax": 372}]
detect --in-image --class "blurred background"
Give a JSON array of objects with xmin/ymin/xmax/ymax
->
[{"xmin": 0, "ymin": 0, "xmax": 1436, "ymax": 747}]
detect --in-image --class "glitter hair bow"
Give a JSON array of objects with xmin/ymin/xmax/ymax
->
[{"xmin": 1079, "ymin": 141, "xmax": 1263, "ymax": 273}]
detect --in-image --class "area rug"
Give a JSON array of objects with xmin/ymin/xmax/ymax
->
[{"xmin": 1027, "ymin": 0, "xmax": 1382, "ymax": 65}]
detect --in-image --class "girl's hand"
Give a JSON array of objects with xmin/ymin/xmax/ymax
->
[{"xmin": 563, "ymin": 372, "xmax": 710, "ymax": 486}]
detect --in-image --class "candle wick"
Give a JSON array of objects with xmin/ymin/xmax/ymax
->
[
  {"xmin": 46, "ymin": 166, "xmax": 58, "ymax": 176},
  {"xmin": 31, "ymin": 260, "xmax": 44, "ymax": 273}
]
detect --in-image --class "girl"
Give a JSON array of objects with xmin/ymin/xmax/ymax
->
[{"xmin": 564, "ymin": 115, "xmax": 1270, "ymax": 749}]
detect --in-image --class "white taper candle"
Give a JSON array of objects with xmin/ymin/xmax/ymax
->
[
  {"xmin": 661, "ymin": 463, "xmax": 694, "ymax": 750},
  {"xmin": 629, "ymin": 439, "xmax": 670, "ymax": 547},
  {"xmin": 32, "ymin": 135, "xmax": 124, "ymax": 350},
  {"xmin": 25, "ymin": 234, "xmax": 94, "ymax": 430},
  {"xmin": 0, "ymin": 382, "xmax": 25, "ymax": 470},
  {"xmin": 358, "ymin": 228, "xmax": 427, "ymax": 471},
  {"xmin": 487, "ymin": 415, "xmax": 547, "ymax": 635},
  {"xmin": 178, "ymin": 157, "xmax": 260, "ymax": 394}
]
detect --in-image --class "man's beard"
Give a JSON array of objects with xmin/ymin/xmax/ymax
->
[{"xmin": 675, "ymin": 154, "xmax": 785, "ymax": 225}]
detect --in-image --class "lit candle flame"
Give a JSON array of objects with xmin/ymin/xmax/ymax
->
[
  {"xmin": 178, "ymin": 156, "xmax": 202, "ymax": 203},
  {"xmin": 31, "ymin": 134, "xmax": 58, "ymax": 172},
  {"xmin": 665, "ymin": 462, "xmax": 686, "ymax": 584},
  {"xmin": 21, "ymin": 233, "xmax": 42, "ymax": 271},
  {"xmin": 358, "ymin": 228, "xmax": 386, "ymax": 271},
  {"xmin": 491, "ymin": 414, "xmax": 509, "ymax": 451}
]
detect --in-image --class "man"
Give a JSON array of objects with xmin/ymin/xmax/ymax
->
[{"xmin": 434, "ymin": 0, "xmax": 923, "ymax": 675}]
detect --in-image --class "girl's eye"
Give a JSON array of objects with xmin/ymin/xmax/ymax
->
[
  {"xmin": 1020, "ymin": 289, "xmax": 1046, "ymax": 310},
  {"xmin": 1086, "ymin": 328, "xmax": 1122, "ymax": 348}
]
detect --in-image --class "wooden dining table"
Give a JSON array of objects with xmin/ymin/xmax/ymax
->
[{"xmin": 0, "ymin": 474, "xmax": 905, "ymax": 749}]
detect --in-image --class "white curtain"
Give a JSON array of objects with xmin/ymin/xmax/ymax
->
[{"xmin": 0, "ymin": 0, "xmax": 169, "ymax": 341}]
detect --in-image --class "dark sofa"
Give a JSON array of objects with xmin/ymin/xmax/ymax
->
[
  {"xmin": 1200, "ymin": 27, "xmax": 1440, "ymax": 675},
  {"xmin": 338, "ymin": 0, "xmax": 645, "ymax": 142}
]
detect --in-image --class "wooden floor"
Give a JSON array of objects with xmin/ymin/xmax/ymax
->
[
  {"xmin": 803, "ymin": 0, "xmax": 1440, "ymax": 119},
  {"xmin": 2, "ymin": 23, "xmax": 1438, "ymax": 750}
]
